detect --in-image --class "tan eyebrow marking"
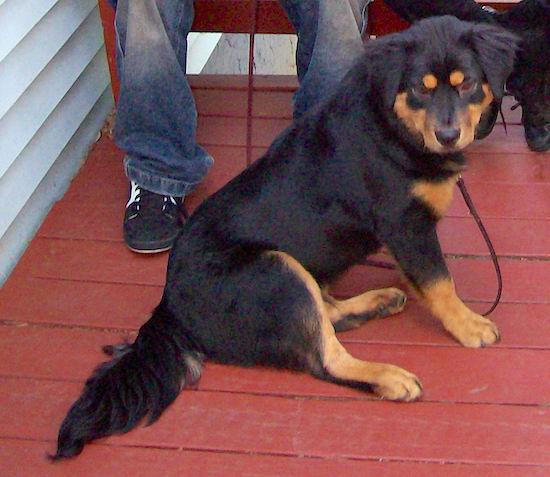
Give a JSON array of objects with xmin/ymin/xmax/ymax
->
[
  {"xmin": 450, "ymin": 70, "xmax": 465, "ymax": 86},
  {"xmin": 422, "ymin": 74, "xmax": 438, "ymax": 89}
]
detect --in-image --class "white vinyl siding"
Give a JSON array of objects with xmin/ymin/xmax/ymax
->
[{"xmin": 0, "ymin": 0, "xmax": 113, "ymax": 284}]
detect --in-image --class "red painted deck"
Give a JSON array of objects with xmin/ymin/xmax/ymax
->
[{"xmin": 1, "ymin": 75, "xmax": 550, "ymax": 476}]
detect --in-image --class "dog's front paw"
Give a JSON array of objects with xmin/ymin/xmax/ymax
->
[
  {"xmin": 446, "ymin": 312, "xmax": 500, "ymax": 348},
  {"xmin": 371, "ymin": 364, "xmax": 423, "ymax": 402}
]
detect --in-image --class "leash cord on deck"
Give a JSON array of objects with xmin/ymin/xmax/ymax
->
[
  {"xmin": 456, "ymin": 176, "xmax": 502, "ymax": 316},
  {"xmin": 364, "ymin": 177, "xmax": 503, "ymax": 316}
]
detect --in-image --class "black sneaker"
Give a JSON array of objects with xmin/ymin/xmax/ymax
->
[{"xmin": 123, "ymin": 181, "xmax": 185, "ymax": 253}]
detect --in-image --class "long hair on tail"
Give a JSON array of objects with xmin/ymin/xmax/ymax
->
[{"xmin": 50, "ymin": 303, "xmax": 203, "ymax": 460}]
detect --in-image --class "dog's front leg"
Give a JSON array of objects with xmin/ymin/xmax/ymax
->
[
  {"xmin": 420, "ymin": 275, "xmax": 500, "ymax": 348},
  {"xmin": 384, "ymin": 221, "xmax": 500, "ymax": 348}
]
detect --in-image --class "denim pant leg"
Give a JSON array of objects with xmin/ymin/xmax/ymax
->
[
  {"xmin": 278, "ymin": 0, "xmax": 369, "ymax": 118},
  {"xmin": 113, "ymin": 0, "xmax": 213, "ymax": 197}
]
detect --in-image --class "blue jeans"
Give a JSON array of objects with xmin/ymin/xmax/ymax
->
[{"xmin": 111, "ymin": 0, "xmax": 368, "ymax": 197}]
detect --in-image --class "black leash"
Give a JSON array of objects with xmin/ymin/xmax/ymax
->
[
  {"xmin": 456, "ymin": 175, "xmax": 502, "ymax": 316},
  {"xmin": 364, "ymin": 177, "xmax": 503, "ymax": 316}
]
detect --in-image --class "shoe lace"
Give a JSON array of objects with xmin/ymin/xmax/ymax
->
[
  {"xmin": 162, "ymin": 195, "xmax": 178, "ymax": 212},
  {"xmin": 126, "ymin": 181, "xmax": 143, "ymax": 209},
  {"xmin": 127, "ymin": 182, "xmax": 181, "ymax": 217}
]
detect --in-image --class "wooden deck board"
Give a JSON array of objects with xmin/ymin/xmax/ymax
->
[
  {"xmin": 2, "ymin": 324, "xmax": 550, "ymax": 405},
  {"xmin": 5, "ymin": 440, "xmax": 549, "ymax": 477},
  {"xmin": 3, "ymin": 282, "xmax": 550, "ymax": 347},
  {"xmin": 0, "ymin": 276, "xmax": 160, "ymax": 329},
  {"xmin": 8, "ymin": 236, "xmax": 550, "ymax": 303},
  {"xmin": 1, "ymin": 75, "xmax": 549, "ymax": 474},
  {"xmin": 2, "ymin": 378, "xmax": 550, "ymax": 466}
]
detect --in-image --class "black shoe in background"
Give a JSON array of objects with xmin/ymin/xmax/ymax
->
[{"xmin": 123, "ymin": 181, "xmax": 185, "ymax": 253}]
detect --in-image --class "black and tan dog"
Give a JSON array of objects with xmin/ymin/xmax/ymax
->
[{"xmin": 52, "ymin": 16, "xmax": 518, "ymax": 460}]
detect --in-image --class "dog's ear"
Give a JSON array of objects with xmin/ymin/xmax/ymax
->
[
  {"xmin": 466, "ymin": 24, "xmax": 520, "ymax": 99},
  {"xmin": 366, "ymin": 36, "xmax": 410, "ymax": 110}
]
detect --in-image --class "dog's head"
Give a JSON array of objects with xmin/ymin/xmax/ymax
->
[{"xmin": 369, "ymin": 16, "xmax": 519, "ymax": 155}]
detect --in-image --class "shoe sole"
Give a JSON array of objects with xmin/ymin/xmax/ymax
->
[
  {"xmin": 124, "ymin": 233, "xmax": 179, "ymax": 254},
  {"xmin": 126, "ymin": 245, "xmax": 173, "ymax": 254}
]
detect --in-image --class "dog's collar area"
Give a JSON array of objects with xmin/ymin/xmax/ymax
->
[{"xmin": 442, "ymin": 159, "xmax": 467, "ymax": 173}]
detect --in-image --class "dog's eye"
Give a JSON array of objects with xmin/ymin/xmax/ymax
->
[{"xmin": 457, "ymin": 79, "xmax": 478, "ymax": 95}]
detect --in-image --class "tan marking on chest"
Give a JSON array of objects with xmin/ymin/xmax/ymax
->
[{"xmin": 411, "ymin": 175, "xmax": 458, "ymax": 217}]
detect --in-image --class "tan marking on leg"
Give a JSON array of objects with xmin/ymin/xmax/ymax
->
[
  {"xmin": 267, "ymin": 251, "xmax": 325, "ymax": 338},
  {"xmin": 269, "ymin": 251, "xmax": 422, "ymax": 401},
  {"xmin": 320, "ymin": 315, "xmax": 422, "ymax": 401},
  {"xmin": 449, "ymin": 70, "xmax": 465, "ymax": 86},
  {"xmin": 324, "ymin": 288, "xmax": 407, "ymax": 325},
  {"xmin": 420, "ymin": 277, "xmax": 500, "ymax": 348},
  {"xmin": 411, "ymin": 175, "xmax": 459, "ymax": 217},
  {"xmin": 268, "ymin": 251, "xmax": 324, "ymax": 305}
]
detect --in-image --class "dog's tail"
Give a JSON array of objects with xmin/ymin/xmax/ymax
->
[{"xmin": 50, "ymin": 303, "xmax": 203, "ymax": 460}]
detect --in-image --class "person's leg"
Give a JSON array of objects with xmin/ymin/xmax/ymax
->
[
  {"xmin": 114, "ymin": 0, "xmax": 213, "ymax": 197},
  {"xmin": 279, "ymin": 0, "xmax": 370, "ymax": 118},
  {"xmin": 112, "ymin": 0, "xmax": 213, "ymax": 252}
]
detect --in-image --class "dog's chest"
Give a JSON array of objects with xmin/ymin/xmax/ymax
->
[{"xmin": 410, "ymin": 175, "xmax": 459, "ymax": 218}]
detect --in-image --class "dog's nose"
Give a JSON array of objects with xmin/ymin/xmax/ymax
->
[{"xmin": 435, "ymin": 128, "xmax": 460, "ymax": 147}]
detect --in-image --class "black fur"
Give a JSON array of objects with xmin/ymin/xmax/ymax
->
[{"xmin": 51, "ymin": 17, "xmax": 518, "ymax": 460}]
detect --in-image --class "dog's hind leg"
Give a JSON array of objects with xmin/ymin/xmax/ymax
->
[
  {"xmin": 272, "ymin": 252, "xmax": 422, "ymax": 402},
  {"xmin": 323, "ymin": 288, "xmax": 407, "ymax": 332},
  {"xmin": 316, "ymin": 303, "xmax": 422, "ymax": 402}
]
